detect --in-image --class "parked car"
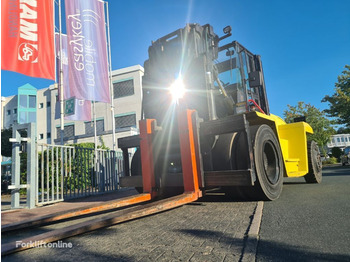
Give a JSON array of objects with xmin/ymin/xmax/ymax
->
[{"xmin": 341, "ymin": 147, "xmax": 350, "ymax": 166}]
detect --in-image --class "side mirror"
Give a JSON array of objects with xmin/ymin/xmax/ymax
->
[{"xmin": 223, "ymin": 26, "xmax": 232, "ymax": 35}]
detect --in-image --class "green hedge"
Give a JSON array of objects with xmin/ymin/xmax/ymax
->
[{"xmin": 322, "ymin": 157, "xmax": 338, "ymax": 165}]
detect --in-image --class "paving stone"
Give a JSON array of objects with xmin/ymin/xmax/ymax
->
[
  {"xmin": 2, "ymin": 195, "xmax": 257, "ymax": 261},
  {"xmin": 223, "ymin": 253, "xmax": 241, "ymax": 262},
  {"xmin": 189, "ymin": 251, "xmax": 225, "ymax": 262}
]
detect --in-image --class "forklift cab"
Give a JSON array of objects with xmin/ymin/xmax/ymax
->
[{"xmin": 214, "ymin": 41, "xmax": 270, "ymax": 117}]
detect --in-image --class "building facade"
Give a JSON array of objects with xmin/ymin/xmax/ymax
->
[
  {"xmin": 1, "ymin": 65, "xmax": 144, "ymax": 151},
  {"xmin": 327, "ymin": 134, "xmax": 350, "ymax": 150}
]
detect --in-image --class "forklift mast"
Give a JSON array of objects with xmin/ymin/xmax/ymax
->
[{"xmin": 142, "ymin": 23, "xmax": 270, "ymax": 126}]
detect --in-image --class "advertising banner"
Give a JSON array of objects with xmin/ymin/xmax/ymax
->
[
  {"xmin": 56, "ymin": 33, "xmax": 91, "ymax": 121},
  {"xmin": 65, "ymin": 0, "xmax": 110, "ymax": 103},
  {"xmin": 1, "ymin": 0, "xmax": 55, "ymax": 80}
]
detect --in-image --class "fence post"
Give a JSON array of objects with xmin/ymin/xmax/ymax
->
[
  {"xmin": 10, "ymin": 127, "xmax": 21, "ymax": 209},
  {"xmin": 99, "ymin": 151, "xmax": 105, "ymax": 192},
  {"xmin": 27, "ymin": 122, "xmax": 36, "ymax": 209},
  {"xmin": 9, "ymin": 123, "xmax": 36, "ymax": 209}
]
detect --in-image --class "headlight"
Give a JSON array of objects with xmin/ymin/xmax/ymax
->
[{"xmin": 169, "ymin": 77, "xmax": 186, "ymax": 102}]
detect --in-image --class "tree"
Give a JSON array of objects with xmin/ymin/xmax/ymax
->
[
  {"xmin": 331, "ymin": 147, "xmax": 342, "ymax": 160},
  {"xmin": 322, "ymin": 65, "xmax": 350, "ymax": 129},
  {"xmin": 337, "ymin": 126, "xmax": 350, "ymax": 134},
  {"xmin": 1, "ymin": 128, "xmax": 13, "ymax": 157},
  {"xmin": 283, "ymin": 102, "xmax": 335, "ymax": 155}
]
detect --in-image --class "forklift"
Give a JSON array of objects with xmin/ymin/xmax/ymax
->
[
  {"xmin": 118, "ymin": 23, "xmax": 322, "ymax": 201},
  {"xmin": 2, "ymin": 24, "xmax": 324, "ymax": 254}
]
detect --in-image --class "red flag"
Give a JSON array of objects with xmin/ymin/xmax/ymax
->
[{"xmin": 1, "ymin": 0, "xmax": 55, "ymax": 80}]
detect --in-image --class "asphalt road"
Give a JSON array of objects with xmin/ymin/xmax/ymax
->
[{"xmin": 257, "ymin": 165, "xmax": 350, "ymax": 262}]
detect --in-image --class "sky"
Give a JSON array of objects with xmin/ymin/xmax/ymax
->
[{"xmin": 1, "ymin": 0, "xmax": 350, "ymax": 118}]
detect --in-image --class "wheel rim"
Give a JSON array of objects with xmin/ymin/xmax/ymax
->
[
  {"xmin": 262, "ymin": 141, "xmax": 279, "ymax": 185},
  {"xmin": 313, "ymin": 145, "xmax": 322, "ymax": 172}
]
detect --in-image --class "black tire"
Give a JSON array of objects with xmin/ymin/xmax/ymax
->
[
  {"xmin": 131, "ymin": 149, "xmax": 183, "ymax": 196},
  {"xmin": 304, "ymin": 141, "xmax": 322, "ymax": 183},
  {"xmin": 130, "ymin": 148, "xmax": 143, "ymax": 193},
  {"xmin": 224, "ymin": 125, "xmax": 283, "ymax": 201},
  {"xmin": 250, "ymin": 124, "xmax": 284, "ymax": 201},
  {"xmin": 223, "ymin": 132, "xmax": 251, "ymax": 200},
  {"xmin": 211, "ymin": 132, "xmax": 249, "ymax": 200}
]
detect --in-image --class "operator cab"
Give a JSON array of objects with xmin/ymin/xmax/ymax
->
[{"xmin": 214, "ymin": 40, "xmax": 270, "ymax": 117}]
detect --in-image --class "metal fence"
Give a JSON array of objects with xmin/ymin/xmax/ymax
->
[{"xmin": 36, "ymin": 144, "xmax": 124, "ymax": 206}]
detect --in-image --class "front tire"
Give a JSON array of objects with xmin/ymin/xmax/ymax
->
[
  {"xmin": 251, "ymin": 125, "xmax": 284, "ymax": 201},
  {"xmin": 304, "ymin": 141, "xmax": 322, "ymax": 183},
  {"xmin": 131, "ymin": 149, "xmax": 143, "ymax": 193},
  {"xmin": 223, "ymin": 125, "xmax": 283, "ymax": 201}
]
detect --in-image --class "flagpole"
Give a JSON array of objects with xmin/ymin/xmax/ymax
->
[
  {"xmin": 58, "ymin": 0, "xmax": 64, "ymax": 145},
  {"xmin": 93, "ymin": 101, "xmax": 97, "ymax": 152},
  {"xmin": 93, "ymin": 101, "xmax": 98, "ymax": 188},
  {"xmin": 105, "ymin": 1, "xmax": 116, "ymax": 151}
]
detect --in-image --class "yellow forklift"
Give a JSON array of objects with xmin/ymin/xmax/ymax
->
[{"xmin": 118, "ymin": 23, "xmax": 322, "ymax": 201}]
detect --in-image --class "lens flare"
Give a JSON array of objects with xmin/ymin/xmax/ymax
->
[{"xmin": 169, "ymin": 77, "xmax": 186, "ymax": 102}]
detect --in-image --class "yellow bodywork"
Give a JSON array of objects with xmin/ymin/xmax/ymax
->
[{"xmin": 246, "ymin": 112, "xmax": 313, "ymax": 177}]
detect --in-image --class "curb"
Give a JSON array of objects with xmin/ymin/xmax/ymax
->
[
  {"xmin": 241, "ymin": 201, "xmax": 264, "ymax": 262},
  {"xmin": 322, "ymin": 163, "xmax": 342, "ymax": 168}
]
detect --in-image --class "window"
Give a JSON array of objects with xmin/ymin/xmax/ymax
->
[
  {"xmin": 57, "ymin": 128, "xmax": 61, "ymax": 139},
  {"xmin": 113, "ymin": 79, "xmax": 134, "ymax": 98},
  {"xmin": 19, "ymin": 95, "xmax": 27, "ymax": 108},
  {"xmin": 39, "ymin": 103, "xmax": 44, "ymax": 109},
  {"xmin": 344, "ymin": 147, "xmax": 350, "ymax": 154},
  {"xmin": 56, "ymin": 125, "xmax": 74, "ymax": 139},
  {"xmin": 47, "ymin": 101, "xmax": 51, "ymax": 107},
  {"xmin": 29, "ymin": 95, "xmax": 36, "ymax": 108},
  {"xmin": 47, "ymin": 132, "xmax": 51, "ymax": 139},
  {"xmin": 28, "ymin": 112, "xmax": 36, "ymax": 122},
  {"xmin": 85, "ymin": 119, "xmax": 104, "ymax": 135},
  {"xmin": 65, "ymin": 125, "xmax": 74, "ymax": 137},
  {"xmin": 39, "ymin": 134, "xmax": 44, "ymax": 140},
  {"xmin": 7, "ymin": 110, "xmax": 11, "ymax": 115},
  {"xmin": 115, "ymin": 114, "xmax": 136, "ymax": 130},
  {"xmin": 345, "ymin": 137, "xmax": 348, "ymax": 142},
  {"xmin": 19, "ymin": 112, "xmax": 26, "ymax": 123},
  {"xmin": 337, "ymin": 138, "xmax": 340, "ymax": 142},
  {"xmin": 13, "ymin": 108, "xmax": 17, "ymax": 114}
]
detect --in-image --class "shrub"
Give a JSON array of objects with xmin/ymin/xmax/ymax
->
[
  {"xmin": 331, "ymin": 147, "xmax": 342, "ymax": 160},
  {"xmin": 322, "ymin": 156, "xmax": 338, "ymax": 165}
]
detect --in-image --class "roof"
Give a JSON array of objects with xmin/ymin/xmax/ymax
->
[{"xmin": 18, "ymin": 83, "xmax": 37, "ymax": 91}]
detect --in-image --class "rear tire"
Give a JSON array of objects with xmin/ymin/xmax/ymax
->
[{"xmin": 304, "ymin": 141, "xmax": 322, "ymax": 183}]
